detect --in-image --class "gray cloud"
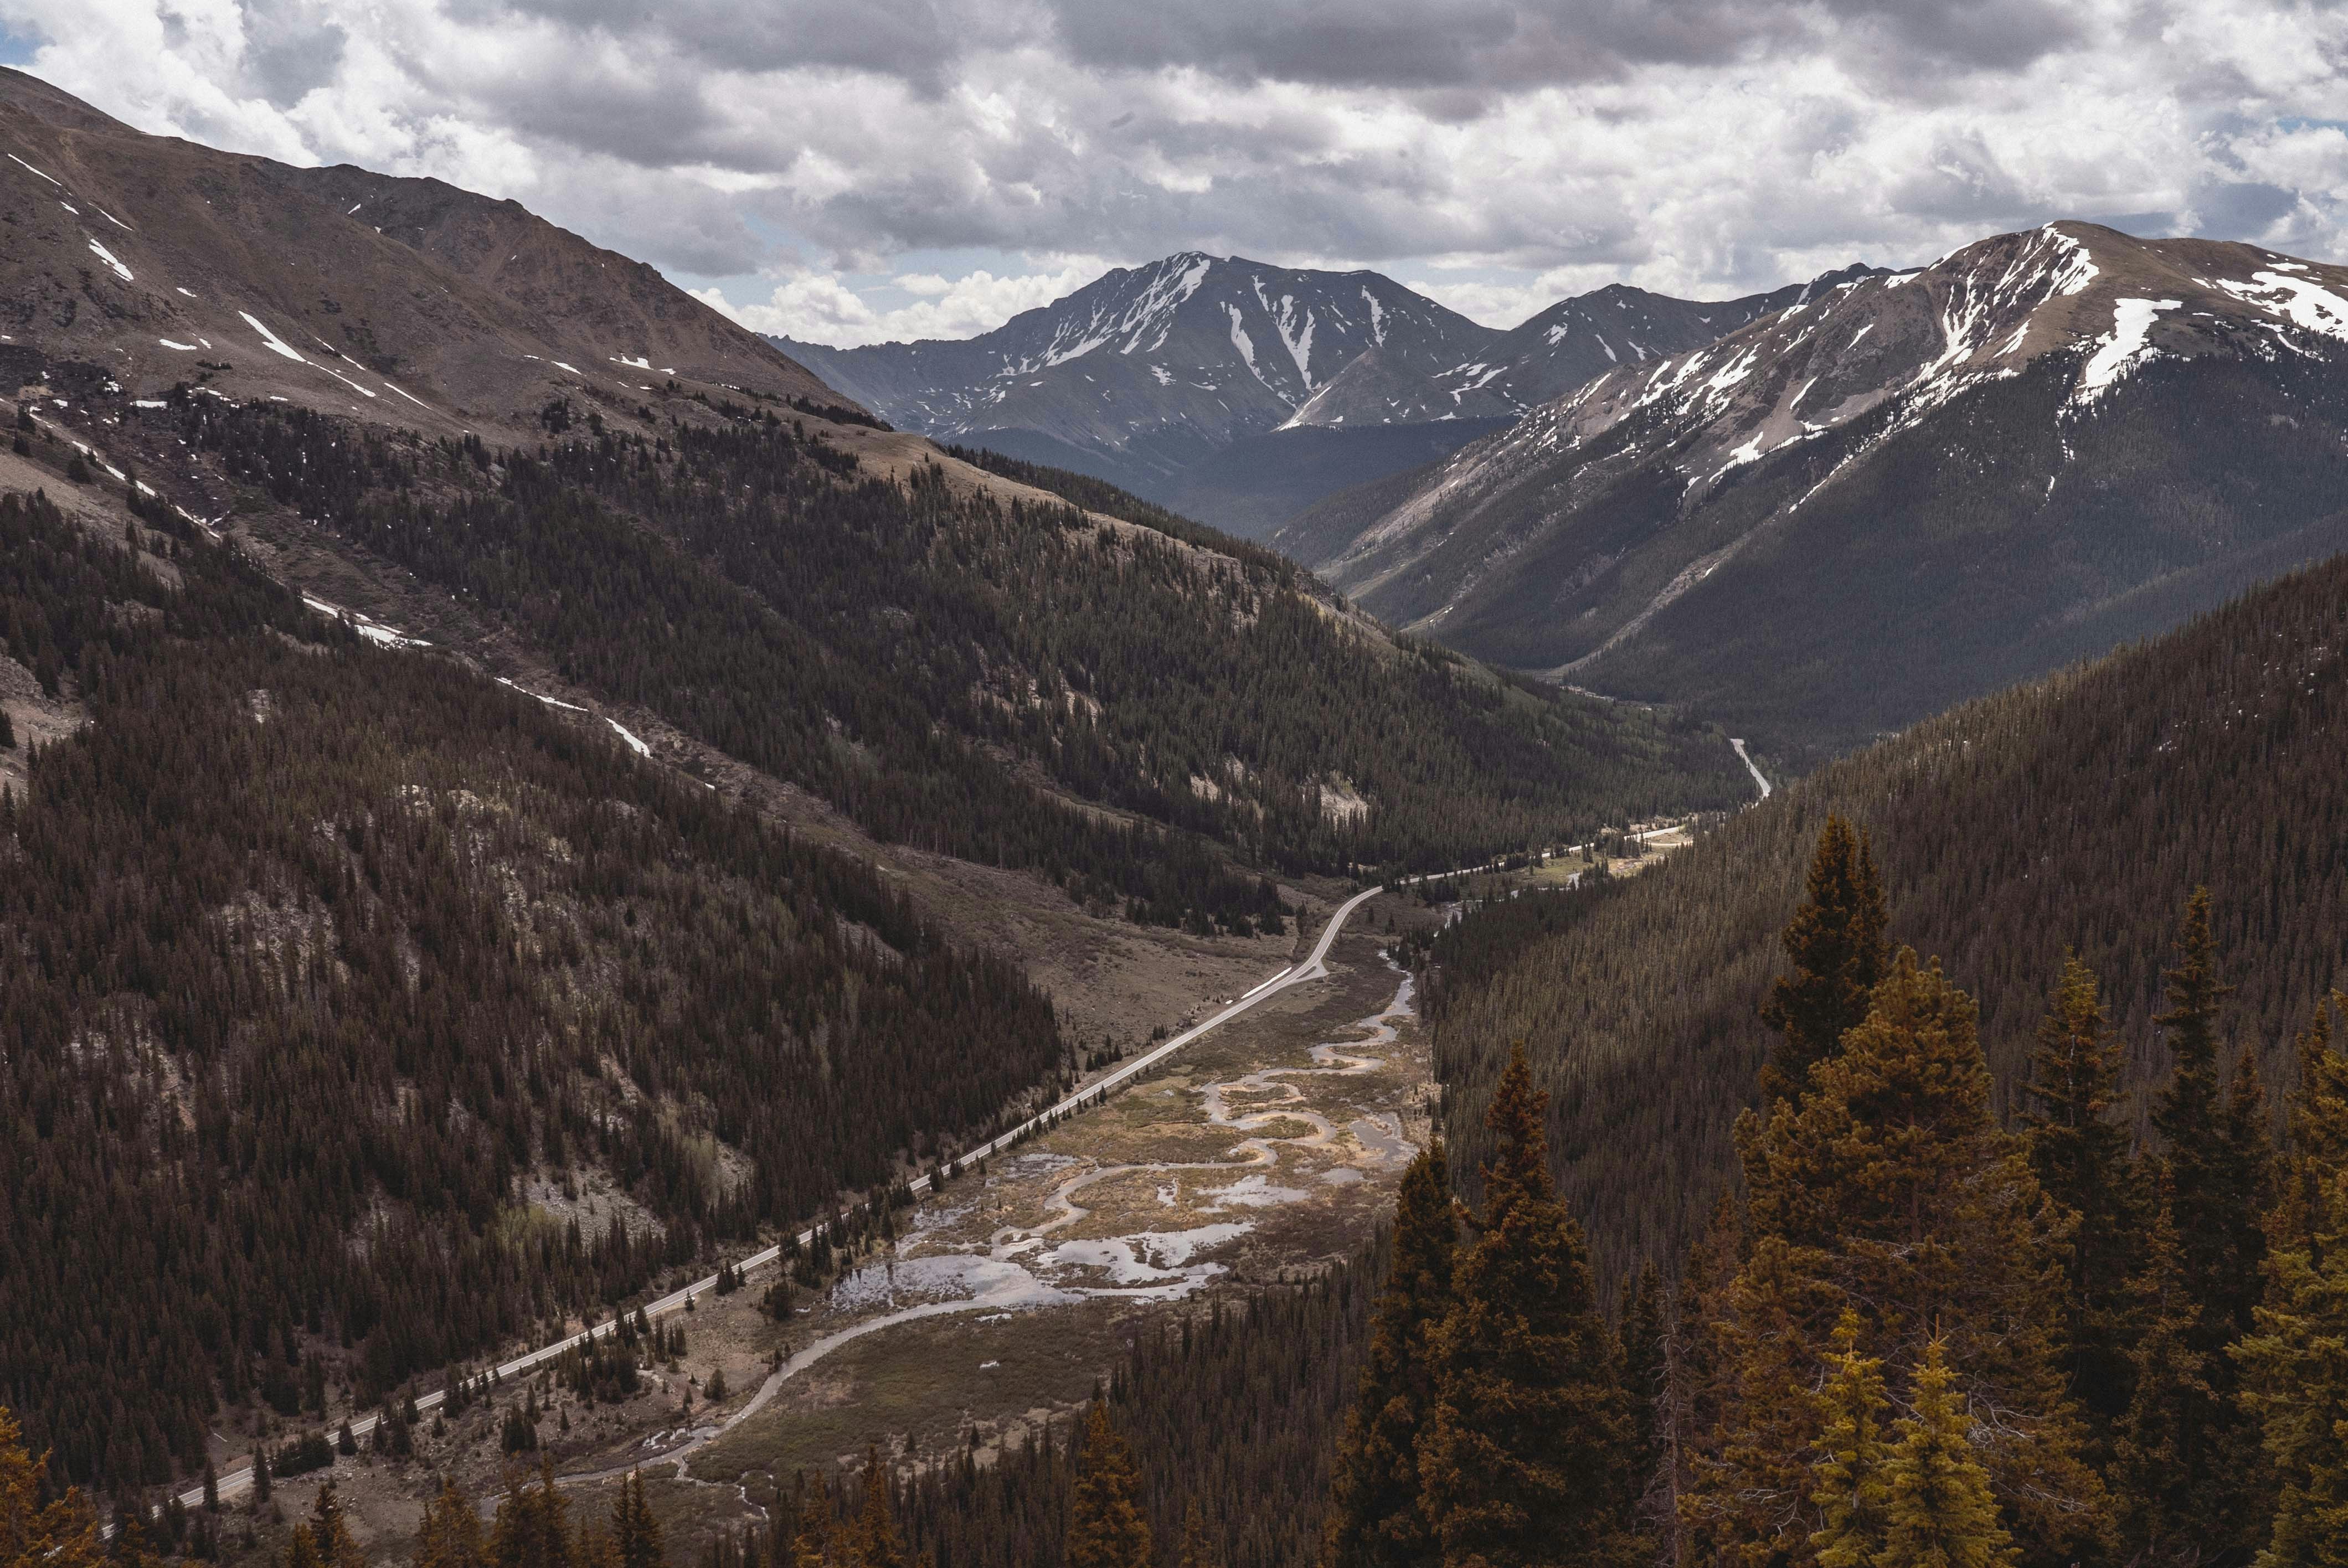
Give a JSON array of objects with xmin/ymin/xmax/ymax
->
[{"xmin": 7, "ymin": 0, "xmax": 2346, "ymax": 343}]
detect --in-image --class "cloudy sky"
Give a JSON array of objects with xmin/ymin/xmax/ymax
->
[{"xmin": 4, "ymin": 0, "xmax": 2345, "ymax": 346}]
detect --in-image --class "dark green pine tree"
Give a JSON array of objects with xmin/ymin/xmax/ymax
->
[
  {"xmin": 2133, "ymin": 889, "xmax": 2273, "ymax": 1560},
  {"xmin": 2017, "ymin": 953, "xmax": 2143, "ymax": 1452},
  {"xmin": 1418, "ymin": 1045, "xmax": 1641, "ymax": 1568},
  {"xmin": 1326, "ymin": 1143, "xmax": 1456, "ymax": 1568},
  {"xmin": 1757, "ymin": 817, "xmax": 1890, "ymax": 1104},
  {"xmin": 1618, "ymin": 1259, "xmax": 1669, "ymax": 1522},
  {"xmin": 2234, "ymin": 992, "xmax": 2348, "ymax": 1568},
  {"xmin": 611, "ymin": 1472, "xmax": 665, "ymax": 1568},
  {"xmin": 2110, "ymin": 1194, "xmax": 2234, "ymax": 1566},
  {"xmin": 2149, "ymin": 889, "xmax": 2257, "ymax": 1335},
  {"xmin": 2212, "ymin": 1045, "xmax": 2276, "ymax": 1338}
]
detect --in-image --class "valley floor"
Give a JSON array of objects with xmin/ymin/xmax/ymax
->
[{"xmin": 255, "ymin": 895, "xmax": 1439, "ymax": 1563}]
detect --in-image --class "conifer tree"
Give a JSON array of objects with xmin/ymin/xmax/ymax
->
[
  {"xmin": 1757, "ymin": 817, "xmax": 1889, "ymax": 1104},
  {"xmin": 851, "ymin": 1449, "xmax": 904, "ymax": 1568},
  {"xmin": 1177, "ymin": 1504, "xmax": 1217, "ymax": 1568},
  {"xmin": 1619, "ymin": 1259, "xmax": 1669, "ymax": 1500},
  {"xmin": 2110, "ymin": 1194, "xmax": 2235, "ymax": 1565},
  {"xmin": 0, "ymin": 1406, "xmax": 99, "ymax": 1568},
  {"xmin": 2213, "ymin": 1045, "xmax": 2277, "ymax": 1335},
  {"xmin": 490, "ymin": 1459, "xmax": 573, "ymax": 1568},
  {"xmin": 2234, "ymin": 992, "xmax": 2348, "ymax": 1568},
  {"xmin": 2017, "ymin": 954, "xmax": 2142, "ymax": 1446},
  {"xmin": 1874, "ymin": 1339, "xmax": 2017, "ymax": 1568},
  {"xmin": 107, "ymin": 1505, "xmax": 162, "ymax": 1568},
  {"xmin": 2130, "ymin": 891, "xmax": 2272, "ymax": 1560},
  {"xmin": 1808, "ymin": 1313, "xmax": 1889, "ymax": 1568},
  {"xmin": 1711, "ymin": 950, "xmax": 2102, "ymax": 1565},
  {"xmin": 1066, "ymin": 1403, "xmax": 1152, "ymax": 1568},
  {"xmin": 416, "ymin": 1477, "xmax": 487, "ymax": 1568},
  {"xmin": 1326, "ymin": 1144, "xmax": 1455, "ymax": 1568},
  {"xmin": 308, "ymin": 1484, "xmax": 367, "ymax": 1568},
  {"xmin": 283, "ymin": 1524, "xmax": 324, "ymax": 1568},
  {"xmin": 611, "ymin": 1472, "xmax": 665, "ymax": 1568},
  {"xmin": 571, "ymin": 1516, "xmax": 617, "ymax": 1568},
  {"xmin": 2270, "ymin": 994, "xmax": 2348, "ymax": 1251},
  {"xmin": 1417, "ymin": 1046, "xmax": 1640, "ymax": 1568},
  {"xmin": 1669, "ymin": 1193, "xmax": 1748, "ymax": 1568},
  {"xmin": 2150, "ymin": 889, "xmax": 2264, "ymax": 1337}
]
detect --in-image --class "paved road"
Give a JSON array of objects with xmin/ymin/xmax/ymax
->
[{"xmin": 164, "ymin": 882, "xmax": 1389, "ymax": 1514}]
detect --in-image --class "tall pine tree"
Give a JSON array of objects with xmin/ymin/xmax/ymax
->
[
  {"xmin": 2111, "ymin": 1193, "xmax": 2237, "ymax": 1567},
  {"xmin": 308, "ymin": 1485, "xmax": 367, "ymax": 1568},
  {"xmin": 2017, "ymin": 953, "xmax": 2143, "ymax": 1451},
  {"xmin": 1873, "ymin": 1340, "xmax": 2017, "ymax": 1568},
  {"xmin": 850, "ymin": 1449, "xmax": 905, "ymax": 1568},
  {"xmin": 1808, "ymin": 1313, "xmax": 1889, "ymax": 1568},
  {"xmin": 2131, "ymin": 889, "xmax": 2272, "ymax": 1562},
  {"xmin": 2234, "ymin": 992, "xmax": 2348, "ymax": 1568},
  {"xmin": 1417, "ymin": 1046, "xmax": 1640, "ymax": 1568},
  {"xmin": 416, "ymin": 1477, "xmax": 487, "ymax": 1568},
  {"xmin": 1618, "ymin": 1258, "xmax": 1669, "ymax": 1533},
  {"xmin": 1669, "ymin": 1193, "xmax": 1748, "ymax": 1568},
  {"xmin": 611, "ymin": 1472, "xmax": 665, "ymax": 1568},
  {"xmin": 1707, "ymin": 950, "xmax": 2101, "ymax": 1566},
  {"xmin": 1326, "ymin": 1144, "xmax": 1456, "ymax": 1568},
  {"xmin": 490, "ymin": 1459, "xmax": 573, "ymax": 1568},
  {"xmin": 1066, "ymin": 1404, "xmax": 1152, "ymax": 1568},
  {"xmin": 2150, "ymin": 889, "xmax": 2270, "ymax": 1340},
  {"xmin": 1757, "ymin": 817, "xmax": 1890, "ymax": 1105}
]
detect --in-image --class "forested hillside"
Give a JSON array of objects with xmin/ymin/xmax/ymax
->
[
  {"xmin": 1425, "ymin": 548, "xmax": 2348, "ymax": 1288},
  {"xmin": 168, "ymin": 394, "xmax": 1746, "ymax": 909},
  {"xmin": 0, "ymin": 486, "xmax": 1061, "ymax": 1491},
  {"xmin": 1312, "ymin": 880, "xmax": 2348, "ymax": 1565}
]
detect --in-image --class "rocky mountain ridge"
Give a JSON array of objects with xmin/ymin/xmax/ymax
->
[
  {"xmin": 0, "ymin": 66, "xmax": 838, "ymax": 442},
  {"xmin": 1294, "ymin": 221, "xmax": 2348, "ymax": 761},
  {"xmin": 775, "ymin": 255, "xmax": 1876, "ymax": 513}
]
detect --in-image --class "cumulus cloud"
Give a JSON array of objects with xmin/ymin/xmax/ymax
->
[
  {"xmin": 697, "ymin": 261, "xmax": 1105, "ymax": 345},
  {"xmin": 4, "ymin": 0, "xmax": 2346, "ymax": 344}
]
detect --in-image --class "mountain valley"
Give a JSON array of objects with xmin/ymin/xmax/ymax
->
[
  {"xmin": 3, "ymin": 27, "xmax": 2348, "ymax": 1568},
  {"xmin": 0, "ymin": 67, "xmax": 1748, "ymax": 1541}
]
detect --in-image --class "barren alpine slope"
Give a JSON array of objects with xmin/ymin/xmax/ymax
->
[
  {"xmin": 0, "ymin": 68, "xmax": 838, "ymax": 442},
  {"xmin": 1305, "ymin": 222, "xmax": 2348, "ymax": 765}
]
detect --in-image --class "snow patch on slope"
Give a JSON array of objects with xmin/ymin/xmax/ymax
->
[
  {"xmin": 240, "ymin": 311, "xmax": 307, "ymax": 363},
  {"xmin": 2213, "ymin": 271, "xmax": 2348, "ymax": 343},
  {"xmin": 2074, "ymin": 298, "xmax": 2180, "ymax": 404},
  {"xmin": 87, "ymin": 239, "xmax": 133, "ymax": 282}
]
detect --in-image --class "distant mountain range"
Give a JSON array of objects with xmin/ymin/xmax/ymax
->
[
  {"xmin": 1283, "ymin": 221, "xmax": 2348, "ymax": 764},
  {"xmin": 774, "ymin": 256, "xmax": 1880, "ymax": 532}
]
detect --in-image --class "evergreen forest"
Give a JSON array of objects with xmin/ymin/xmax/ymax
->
[
  {"xmin": 1427, "ymin": 548, "xmax": 2348, "ymax": 1288},
  {"xmin": 0, "ymin": 486, "xmax": 1061, "ymax": 1490},
  {"xmin": 159, "ymin": 394, "xmax": 1745, "ymax": 920}
]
